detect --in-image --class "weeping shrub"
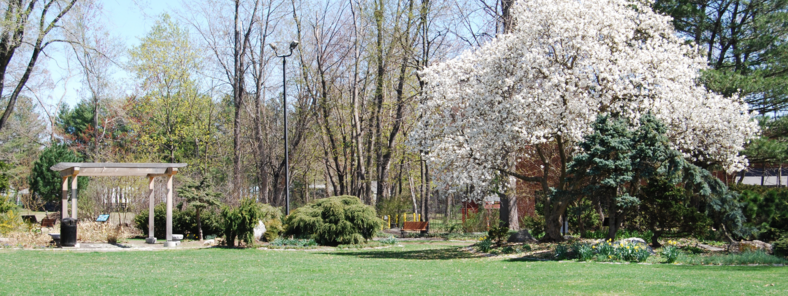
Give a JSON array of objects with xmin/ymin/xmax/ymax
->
[
  {"xmin": 221, "ymin": 199, "xmax": 281, "ymax": 247},
  {"xmin": 284, "ymin": 195, "xmax": 383, "ymax": 246}
]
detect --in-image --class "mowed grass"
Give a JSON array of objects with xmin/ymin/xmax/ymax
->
[{"xmin": 1, "ymin": 242, "xmax": 786, "ymax": 295}]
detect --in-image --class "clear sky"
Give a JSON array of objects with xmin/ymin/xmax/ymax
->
[{"xmin": 51, "ymin": 0, "xmax": 174, "ymax": 108}]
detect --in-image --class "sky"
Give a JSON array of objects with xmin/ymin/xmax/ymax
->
[{"xmin": 50, "ymin": 0, "xmax": 173, "ymax": 108}]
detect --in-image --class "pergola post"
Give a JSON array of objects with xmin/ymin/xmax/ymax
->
[
  {"xmin": 164, "ymin": 168, "xmax": 178, "ymax": 247},
  {"xmin": 71, "ymin": 174, "xmax": 79, "ymax": 220},
  {"xmin": 146, "ymin": 176, "xmax": 156, "ymax": 244},
  {"xmin": 61, "ymin": 177, "xmax": 69, "ymax": 220}
]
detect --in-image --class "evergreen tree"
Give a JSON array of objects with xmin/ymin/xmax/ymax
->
[
  {"xmin": 28, "ymin": 144, "xmax": 88, "ymax": 205},
  {"xmin": 177, "ymin": 176, "xmax": 222, "ymax": 240}
]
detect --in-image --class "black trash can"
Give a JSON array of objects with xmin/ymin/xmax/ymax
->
[{"xmin": 60, "ymin": 218, "xmax": 78, "ymax": 247}]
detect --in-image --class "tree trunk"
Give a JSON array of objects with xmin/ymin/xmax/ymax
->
[
  {"xmin": 424, "ymin": 161, "xmax": 431, "ymax": 233},
  {"xmin": 607, "ymin": 194, "xmax": 618, "ymax": 240},
  {"xmin": 508, "ymin": 176, "xmax": 519, "ymax": 230},
  {"xmin": 232, "ymin": 0, "xmax": 244, "ymax": 201},
  {"xmin": 197, "ymin": 208, "xmax": 203, "ymax": 241}
]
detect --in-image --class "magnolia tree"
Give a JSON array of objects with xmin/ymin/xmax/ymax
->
[{"xmin": 411, "ymin": 0, "xmax": 759, "ymax": 241}]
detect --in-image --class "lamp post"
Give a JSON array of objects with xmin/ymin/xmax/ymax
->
[{"xmin": 270, "ymin": 40, "xmax": 298, "ymax": 216}]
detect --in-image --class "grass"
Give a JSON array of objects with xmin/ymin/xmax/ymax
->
[
  {"xmin": 1, "ymin": 243, "xmax": 787, "ymax": 294},
  {"xmin": 676, "ymin": 251, "xmax": 788, "ymax": 266}
]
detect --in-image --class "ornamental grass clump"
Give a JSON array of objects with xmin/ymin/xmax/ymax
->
[{"xmin": 284, "ymin": 195, "xmax": 383, "ymax": 246}]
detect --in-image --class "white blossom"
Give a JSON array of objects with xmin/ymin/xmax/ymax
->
[{"xmin": 411, "ymin": 0, "xmax": 759, "ymax": 201}]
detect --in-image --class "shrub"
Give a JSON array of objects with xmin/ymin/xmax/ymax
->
[
  {"xmin": 222, "ymin": 198, "xmax": 278, "ymax": 247},
  {"xmin": 574, "ymin": 243, "xmax": 594, "ymax": 261},
  {"xmin": 134, "ymin": 204, "xmax": 224, "ymax": 239},
  {"xmin": 0, "ymin": 208, "xmax": 22, "ymax": 235},
  {"xmin": 0, "ymin": 193, "xmax": 16, "ymax": 214},
  {"xmin": 487, "ymin": 224, "xmax": 509, "ymax": 246},
  {"xmin": 554, "ymin": 244, "xmax": 570, "ymax": 260},
  {"xmin": 640, "ymin": 178, "xmax": 713, "ymax": 245},
  {"xmin": 284, "ymin": 195, "xmax": 383, "ymax": 246},
  {"xmin": 263, "ymin": 219, "xmax": 283, "ymax": 242},
  {"xmin": 773, "ymin": 238, "xmax": 788, "ymax": 258},
  {"xmin": 520, "ymin": 215, "xmax": 545, "ymax": 238}
]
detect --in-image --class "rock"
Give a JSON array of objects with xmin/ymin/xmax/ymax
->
[
  {"xmin": 253, "ymin": 220, "xmax": 267, "ymax": 241},
  {"xmin": 171, "ymin": 234, "xmax": 184, "ymax": 241},
  {"xmin": 731, "ymin": 240, "xmax": 773, "ymax": 254},
  {"xmin": 203, "ymin": 239, "xmax": 215, "ymax": 245},
  {"xmin": 697, "ymin": 243, "xmax": 725, "ymax": 252},
  {"xmin": 508, "ymin": 229, "xmax": 538, "ymax": 243},
  {"xmin": 0, "ymin": 237, "xmax": 9, "ymax": 243}
]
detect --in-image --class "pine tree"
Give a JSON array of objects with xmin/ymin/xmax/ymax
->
[{"xmin": 177, "ymin": 176, "xmax": 221, "ymax": 240}]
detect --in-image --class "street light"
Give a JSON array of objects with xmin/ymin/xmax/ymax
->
[{"xmin": 270, "ymin": 40, "xmax": 298, "ymax": 216}]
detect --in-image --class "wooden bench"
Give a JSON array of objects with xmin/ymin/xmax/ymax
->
[
  {"xmin": 41, "ymin": 218, "xmax": 57, "ymax": 228},
  {"xmin": 401, "ymin": 222, "xmax": 429, "ymax": 237}
]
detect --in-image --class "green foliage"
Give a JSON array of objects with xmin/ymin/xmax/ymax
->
[
  {"xmin": 730, "ymin": 187, "xmax": 788, "ymax": 241},
  {"xmin": 0, "ymin": 193, "xmax": 16, "ymax": 214},
  {"xmin": 177, "ymin": 176, "xmax": 223, "ymax": 240},
  {"xmin": 263, "ymin": 219, "xmax": 283, "ymax": 242},
  {"xmin": 0, "ymin": 207, "xmax": 21, "ymax": 235},
  {"xmin": 128, "ymin": 14, "xmax": 215, "ymax": 165},
  {"xmin": 221, "ymin": 199, "xmax": 278, "ymax": 247},
  {"xmin": 28, "ymin": 144, "xmax": 88, "ymax": 203},
  {"xmin": 574, "ymin": 243, "xmax": 595, "ymax": 261},
  {"xmin": 590, "ymin": 240, "xmax": 650, "ymax": 262},
  {"xmin": 773, "ymin": 238, "xmax": 788, "ymax": 258},
  {"xmin": 134, "ymin": 204, "xmax": 224, "ymax": 239},
  {"xmin": 520, "ymin": 215, "xmax": 545, "ymax": 238},
  {"xmin": 676, "ymin": 250, "xmax": 787, "ymax": 266},
  {"xmin": 653, "ymin": 0, "xmax": 788, "ymax": 114},
  {"xmin": 269, "ymin": 238, "xmax": 317, "ymax": 247},
  {"xmin": 284, "ymin": 195, "xmax": 383, "ymax": 246},
  {"xmin": 0, "ymin": 161, "xmax": 9, "ymax": 194},
  {"xmin": 570, "ymin": 113, "xmax": 749, "ymax": 239},
  {"xmin": 554, "ymin": 244, "xmax": 570, "ymax": 260},
  {"xmin": 487, "ymin": 224, "xmax": 509, "ymax": 246},
  {"xmin": 476, "ymin": 237, "xmax": 493, "ymax": 253},
  {"xmin": 379, "ymin": 236, "xmax": 398, "ymax": 245},
  {"xmin": 640, "ymin": 178, "xmax": 713, "ymax": 245},
  {"xmin": 662, "ymin": 246, "xmax": 680, "ymax": 263}
]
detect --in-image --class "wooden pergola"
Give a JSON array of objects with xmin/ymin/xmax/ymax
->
[{"xmin": 50, "ymin": 162, "xmax": 188, "ymax": 247}]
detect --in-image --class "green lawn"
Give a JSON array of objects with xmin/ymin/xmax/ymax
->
[{"xmin": 1, "ymin": 243, "xmax": 786, "ymax": 295}]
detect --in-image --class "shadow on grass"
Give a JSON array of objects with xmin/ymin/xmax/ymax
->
[{"xmin": 327, "ymin": 246, "xmax": 478, "ymax": 260}]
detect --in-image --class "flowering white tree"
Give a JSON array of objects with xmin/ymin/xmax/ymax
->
[{"xmin": 411, "ymin": 0, "xmax": 759, "ymax": 241}]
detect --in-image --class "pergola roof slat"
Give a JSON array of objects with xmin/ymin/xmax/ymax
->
[{"xmin": 50, "ymin": 162, "xmax": 188, "ymax": 177}]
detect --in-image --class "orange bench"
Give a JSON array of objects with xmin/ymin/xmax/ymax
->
[
  {"xmin": 402, "ymin": 222, "xmax": 428, "ymax": 231},
  {"xmin": 402, "ymin": 221, "xmax": 428, "ymax": 232},
  {"xmin": 41, "ymin": 218, "xmax": 57, "ymax": 228}
]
